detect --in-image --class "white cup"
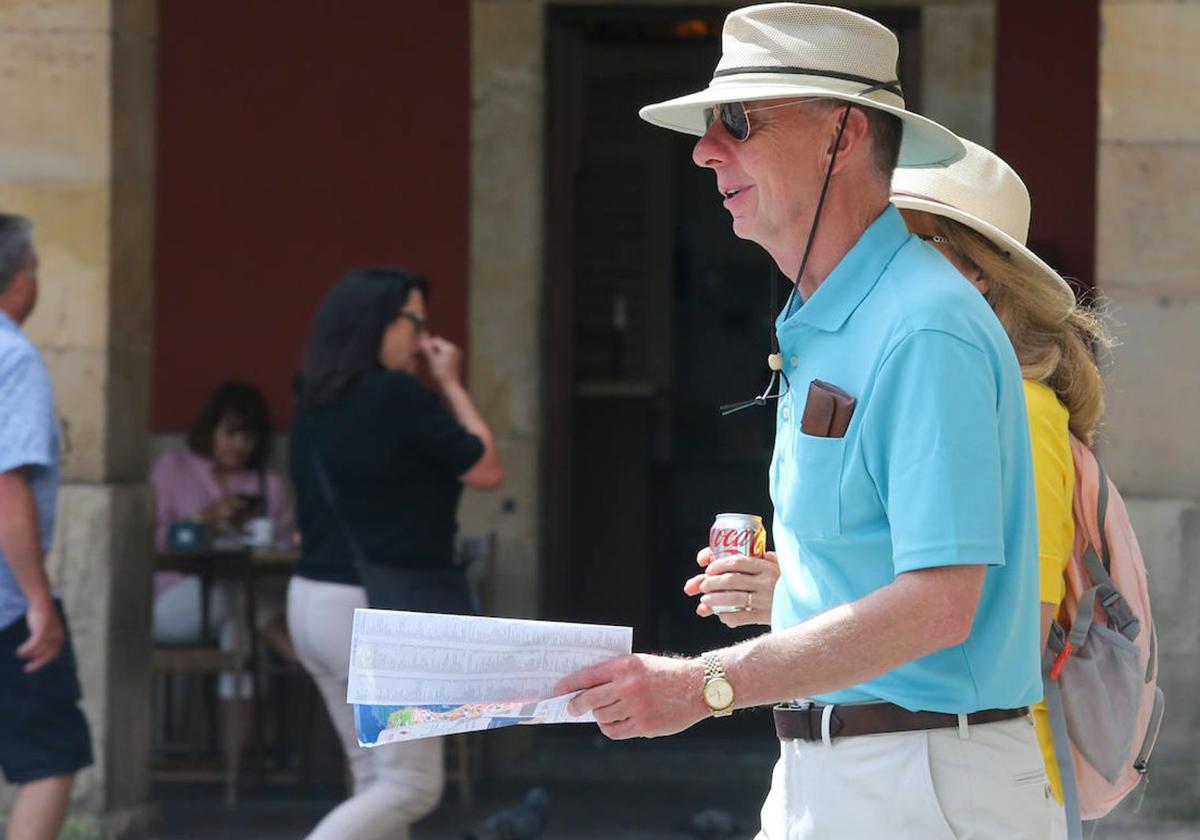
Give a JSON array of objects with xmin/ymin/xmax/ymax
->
[{"xmin": 244, "ymin": 516, "xmax": 274, "ymax": 548}]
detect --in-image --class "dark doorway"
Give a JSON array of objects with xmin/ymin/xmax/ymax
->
[{"xmin": 542, "ymin": 5, "xmax": 922, "ymax": 665}]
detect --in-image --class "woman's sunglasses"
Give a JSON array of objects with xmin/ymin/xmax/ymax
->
[
  {"xmin": 397, "ymin": 311, "xmax": 427, "ymax": 333},
  {"xmin": 703, "ymin": 100, "xmax": 814, "ymax": 142}
]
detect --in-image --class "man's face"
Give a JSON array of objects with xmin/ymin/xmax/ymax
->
[
  {"xmin": 692, "ymin": 99, "xmax": 834, "ymax": 250},
  {"xmin": 5, "ymin": 253, "xmax": 39, "ymax": 324}
]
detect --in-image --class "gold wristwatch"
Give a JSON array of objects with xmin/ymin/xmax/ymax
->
[{"xmin": 701, "ymin": 653, "xmax": 735, "ymax": 717}]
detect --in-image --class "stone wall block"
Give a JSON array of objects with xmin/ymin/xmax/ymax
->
[
  {"xmin": 921, "ymin": 4, "xmax": 995, "ymax": 147},
  {"xmin": 458, "ymin": 436, "xmax": 539, "ymax": 617},
  {"xmin": 0, "ymin": 30, "xmax": 110, "ymax": 181},
  {"xmin": 48, "ymin": 484, "xmax": 113, "ymax": 812},
  {"xmin": 1125, "ymin": 499, "xmax": 1200, "ymax": 655},
  {"xmin": 38, "ymin": 346, "xmax": 107, "ymax": 482},
  {"xmin": 0, "ymin": 180, "xmax": 111, "ymax": 351},
  {"xmin": 1101, "ymin": 2, "xmax": 1200, "ymax": 144},
  {"xmin": 43, "ymin": 482, "xmax": 153, "ymax": 818},
  {"xmin": 0, "ymin": 1, "xmax": 108, "ymax": 33},
  {"xmin": 1096, "ymin": 143, "xmax": 1200, "ymax": 295},
  {"xmin": 1099, "ymin": 297, "xmax": 1200, "ymax": 499},
  {"xmin": 1105, "ymin": 494, "xmax": 1200, "ymax": 818},
  {"xmin": 470, "ymin": 0, "xmax": 542, "ymax": 439}
]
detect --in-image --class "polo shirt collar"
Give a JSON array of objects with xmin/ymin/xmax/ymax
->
[
  {"xmin": 0, "ymin": 310, "xmax": 17, "ymax": 334},
  {"xmin": 777, "ymin": 203, "xmax": 910, "ymax": 335}
]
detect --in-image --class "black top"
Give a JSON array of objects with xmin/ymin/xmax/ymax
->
[{"xmin": 289, "ymin": 369, "xmax": 485, "ymax": 586}]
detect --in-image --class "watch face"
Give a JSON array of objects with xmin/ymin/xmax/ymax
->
[{"xmin": 704, "ymin": 678, "xmax": 734, "ymax": 710}]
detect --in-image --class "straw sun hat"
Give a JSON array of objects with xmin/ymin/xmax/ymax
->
[
  {"xmin": 639, "ymin": 3, "xmax": 964, "ymax": 167},
  {"xmin": 891, "ymin": 138, "xmax": 1076, "ymax": 301}
]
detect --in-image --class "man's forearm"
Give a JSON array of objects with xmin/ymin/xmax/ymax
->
[
  {"xmin": 718, "ymin": 565, "xmax": 985, "ymax": 709},
  {"xmin": 0, "ymin": 469, "xmax": 53, "ymax": 606}
]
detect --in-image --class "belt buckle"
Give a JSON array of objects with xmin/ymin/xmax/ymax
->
[{"xmin": 780, "ymin": 700, "xmax": 818, "ymax": 742}]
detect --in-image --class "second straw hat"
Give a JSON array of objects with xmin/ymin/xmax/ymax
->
[{"xmin": 891, "ymin": 138, "xmax": 1075, "ymax": 301}]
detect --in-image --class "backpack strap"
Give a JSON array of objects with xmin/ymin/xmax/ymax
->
[
  {"xmin": 1081, "ymin": 458, "xmax": 1141, "ymax": 643},
  {"xmin": 1134, "ymin": 687, "xmax": 1165, "ymax": 774},
  {"xmin": 1094, "ymin": 457, "xmax": 1112, "ymax": 573},
  {"xmin": 1044, "ymin": 644, "xmax": 1084, "ymax": 840}
]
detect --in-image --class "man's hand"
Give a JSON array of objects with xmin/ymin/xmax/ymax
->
[
  {"xmin": 684, "ymin": 547, "xmax": 779, "ymax": 627},
  {"xmin": 555, "ymin": 653, "xmax": 709, "ymax": 740},
  {"xmin": 420, "ymin": 335, "xmax": 463, "ymax": 388},
  {"xmin": 17, "ymin": 596, "xmax": 64, "ymax": 672}
]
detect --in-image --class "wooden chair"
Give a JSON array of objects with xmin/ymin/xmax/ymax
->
[
  {"xmin": 151, "ymin": 550, "xmax": 258, "ymax": 806},
  {"xmin": 444, "ymin": 532, "xmax": 498, "ymax": 807}
]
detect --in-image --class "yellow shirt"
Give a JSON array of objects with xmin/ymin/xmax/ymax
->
[{"xmin": 1024, "ymin": 379, "xmax": 1075, "ymax": 803}]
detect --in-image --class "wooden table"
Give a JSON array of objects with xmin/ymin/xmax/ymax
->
[{"xmin": 152, "ymin": 547, "xmax": 299, "ymax": 803}]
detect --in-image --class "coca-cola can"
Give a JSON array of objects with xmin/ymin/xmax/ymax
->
[
  {"xmin": 708, "ymin": 512, "xmax": 766, "ymax": 614},
  {"xmin": 709, "ymin": 512, "xmax": 767, "ymax": 561}
]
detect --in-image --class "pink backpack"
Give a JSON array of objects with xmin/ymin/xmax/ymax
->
[{"xmin": 1043, "ymin": 436, "xmax": 1165, "ymax": 837}]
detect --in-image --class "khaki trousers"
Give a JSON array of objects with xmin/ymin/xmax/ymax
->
[{"xmin": 756, "ymin": 714, "xmax": 1059, "ymax": 839}]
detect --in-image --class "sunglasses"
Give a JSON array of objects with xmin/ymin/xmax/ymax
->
[
  {"xmin": 397, "ymin": 311, "xmax": 427, "ymax": 333},
  {"xmin": 916, "ymin": 233, "xmax": 951, "ymax": 246},
  {"xmin": 703, "ymin": 100, "xmax": 815, "ymax": 142}
]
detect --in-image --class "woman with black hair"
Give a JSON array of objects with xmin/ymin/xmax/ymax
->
[{"xmin": 288, "ymin": 266, "xmax": 502, "ymax": 840}]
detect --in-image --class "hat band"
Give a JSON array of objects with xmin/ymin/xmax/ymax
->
[{"xmin": 712, "ymin": 66, "xmax": 903, "ymax": 99}]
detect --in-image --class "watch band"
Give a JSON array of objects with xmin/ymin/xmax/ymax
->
[{"xmin": 703, "ymin": 652, "xmax": 728, "ymax": 683}]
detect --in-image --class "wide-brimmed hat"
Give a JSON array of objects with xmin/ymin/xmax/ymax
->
[
  {"xmin": 891, "ymin": 138, "xmax": 1075, "ymax": 301},
  {"xmin": 639, "ymin": 3, "xmax": 964, "ymax": 167}
]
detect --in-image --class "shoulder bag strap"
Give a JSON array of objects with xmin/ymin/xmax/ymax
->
[{"xmin": 311, "ymin": 449, "xmax": 371, "ymax": 580}]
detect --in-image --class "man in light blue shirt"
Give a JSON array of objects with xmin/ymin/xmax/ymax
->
[
  {"xmin": 0, "ymin": 213, "xmax": 93, "ymax": 840},
  {"xmin": 558, "ymin": 5, "xmax": 1051, "ymax": 837},
  {"xmin": 766, "ymin": 202, "xmax": 1040, "ymax": 714}
]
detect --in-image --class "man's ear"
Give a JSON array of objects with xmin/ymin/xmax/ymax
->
[{"xmin": 826, "ymin": 105, "xmax": 871, "ymax": 175}]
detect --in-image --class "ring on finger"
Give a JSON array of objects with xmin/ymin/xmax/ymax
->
[{"xmin": 744, "ymin": 592, "xmax": 753, "ymax": 612}]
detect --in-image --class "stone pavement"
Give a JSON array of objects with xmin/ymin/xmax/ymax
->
[
  {"xmin": 147, "ymin": 777, "xmax": 1200, "ymax": 840},
  {"xmin": 146, "ymin": 726, "xmax": 1198, "ymax": 840}
]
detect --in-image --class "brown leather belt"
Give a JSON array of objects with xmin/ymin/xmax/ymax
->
[{"xmin": 774, "ymin": 702, "xmax": 1029, "ymax": 742}]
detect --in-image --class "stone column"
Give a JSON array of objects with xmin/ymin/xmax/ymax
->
[
  {"xmin": 0, "ymin": 2, "xmax": 157, "ymax": 837},
  {"xmin": 1097, "ymin": 0, "xmax": 1200, "ymax": 823}
]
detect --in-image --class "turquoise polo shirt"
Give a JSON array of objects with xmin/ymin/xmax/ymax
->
[{"xmin": 769, "ymin": 204, "xmax": 1040, "ymax": 713}]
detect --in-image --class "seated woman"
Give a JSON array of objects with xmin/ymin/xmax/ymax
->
[{"xmin": 151, "ymin": 382, "xmax": 294, "ymax": 692}]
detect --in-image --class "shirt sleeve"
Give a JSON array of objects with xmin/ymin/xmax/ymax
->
[
  {"xmin": 862, "ymin": 329, "xmax": 1006, "ymax": 574},
  {"xmin": 0, "ymin": 348, "xmax": 55, "ymax": 474},
  {"xmin": 388, "ymin": 376, "xmax": 486, "ymax": 477},
  {"xmin": 1023, "ymin": 382, "xmax": 1074, "ymax": 606}
]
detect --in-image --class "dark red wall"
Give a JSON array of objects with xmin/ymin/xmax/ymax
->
[
  {"xmin": 152, "ymin": 0, "xmax": 470, "ymax": 430},
  {"xmin": 995, "ymin": 2, "xmax": 1099, "ymax": 294}
]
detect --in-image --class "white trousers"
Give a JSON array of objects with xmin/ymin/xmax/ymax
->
[
  {"xmin": 756, "ymin": 714, "xmax": 1059, "ymax": 840},
  {"xmin": 288, "ymin": 575, "xmax": 444, "ymax": 840},
  {"xmin": 154, "ymin": 575, "xmax": 286, "ymax": 698}
]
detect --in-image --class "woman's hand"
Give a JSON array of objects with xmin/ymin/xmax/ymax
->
[
  {"xmin": 420, "ymin": 335, "xmax": 463, "ymax": 388},
  {"xmin": 199, "ymin": 493, "xmax": 246, "ymax": 526},
  {"xmin": 683, "ymin": 547, "xmax": 780, "ymax": 628}
]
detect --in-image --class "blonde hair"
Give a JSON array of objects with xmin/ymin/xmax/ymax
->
[{"xmin": 914, "ymin": 212, "xmax": 1112, "ymax": 444}]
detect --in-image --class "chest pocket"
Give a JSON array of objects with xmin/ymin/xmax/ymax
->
[{"xmin": 775, "ymin": 432, "xmax": 846, "ymax": 540}]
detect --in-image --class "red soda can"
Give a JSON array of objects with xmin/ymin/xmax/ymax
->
[{"xmin": 708, "ymin": 513, "xmax": 767, "ymax": 614}]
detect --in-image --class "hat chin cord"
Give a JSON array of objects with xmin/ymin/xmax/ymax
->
[{"xmin": 720, "ymin": 104, "xmax": 853, "ymax": 416}]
